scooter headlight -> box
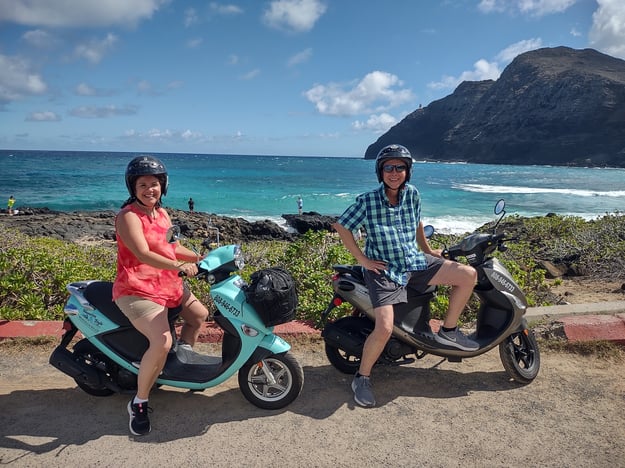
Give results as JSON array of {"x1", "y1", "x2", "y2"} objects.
[{"x1": 234, "y1": 245, "x2": 245, "y2": 269}]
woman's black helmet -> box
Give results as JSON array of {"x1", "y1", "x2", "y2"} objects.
[
  {"x1": 125, "y1": 155, "x2": 169, "y2": 197},
  {"x1": 375, "y1": 144, "x2": 414, "y2": 183}
]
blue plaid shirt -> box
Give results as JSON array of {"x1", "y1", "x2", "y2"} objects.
[{"x1": 337, "y1": 183, "x2": 427, "y2": 286}]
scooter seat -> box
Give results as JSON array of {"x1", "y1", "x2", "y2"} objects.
[
  {"x1": 83, "y1": 281, "x2": 182, "y2": 328},
  {"x1": 84, "y1": 281, "x2": 132, "y2": 327},
  {"x1": 333, "y1": 265, "x2": 365, "y2": 282}
]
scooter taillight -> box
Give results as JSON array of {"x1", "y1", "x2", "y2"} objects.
[
  {"x1": 332, "y1": 297, "x2": 343, "y2": 307},
  {"x1": 332, "y1": 273, "x2": 340, "y2": 281}
]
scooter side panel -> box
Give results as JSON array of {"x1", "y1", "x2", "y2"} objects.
[{"x1": 65, "y1": 296, "x2": 119, "y2": 338}]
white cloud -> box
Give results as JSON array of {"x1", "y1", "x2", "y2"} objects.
[
  {"x1": 495, "y1": 38, "x2": 543, "y2": 62},
  {"x1": 187, "y1": 38, "x2": 203, "y2": 48},
  {"x1": 74, "y1": 33, "x2": 118, "y2": 64},
  {"x1": 287, "y1": 48, "x2": 312, "y2": 67},
  {"x1": 21, "y1": 29, "x2": 61, "y2": 48},
  {"x1": 352, "y1": 113, "x2": 398, "y2": 133},
  {"x1": 478, "y1": 0, "x2": 576, "y2": 16},
  {"x1": 75, "y1": 82, "x2": 117, "y2": 97},
  {"x1": 26, "y1": 111, "x2": 61, "y2": 121},
  {"x1": 428, "y1": 39, "x2": 543, "y2": 91},
  {"x1": 69, "y1": 105, "x2": 138, "y2": 118},
  {"x1": 0, "y1": 54, "x2": 47, "y2": 103},
  {"x1": 0, "y1": 0, "x2": 168, "y2": 27},
  {"x1": 589, "y1": 0, "x2": 625, "y2": 59},
  {"x1": 76, "y1": 83, "x2": 96, "y2": 96},
  {"x1": 210, "y1": 3, "x2": 244, "y2": 16},
  {"x1": 304, "y1": 71, "x2": 415, "y2": 117},
  {"x1": 240, "y1": 69, "x2": 260, "y2": 80},
  {"x1": 262, "y1": 0, "x2": 327, "y2": 33},
  {"x1": 184, "y1": 8, "x2": 199, "y2": 27}
]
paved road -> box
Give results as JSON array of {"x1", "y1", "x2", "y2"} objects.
[{"x1": 1, "y1": 340, "x2": 624, "y2": 467}]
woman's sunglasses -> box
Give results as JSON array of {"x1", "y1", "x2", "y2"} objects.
[{"x1": 382, "y1": 164, "x2": 407, "y2": 173}]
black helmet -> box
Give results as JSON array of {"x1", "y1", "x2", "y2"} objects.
[
  {"x1": 375, "y1": 144, "x2": 414, "y2": 183},
  {"x1": 125, "y1": 155, "x2": 168, "y2": 197}
]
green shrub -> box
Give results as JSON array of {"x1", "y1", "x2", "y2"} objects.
[{"x1": 2, "y1": 212, "x2": 624, "y2": 326}]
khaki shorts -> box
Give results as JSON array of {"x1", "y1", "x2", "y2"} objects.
[{"x1": 115, "y1": 296, "x2": 167, "y2": 321}]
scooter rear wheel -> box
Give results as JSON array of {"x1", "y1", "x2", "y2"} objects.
[
  {"x1": 325, "y1": 344, "x2": 361, "y2": 375},
  {"x1": 72, "y1": 340, "x2": 116, "y2": 397},
  {"x1": 238, "y1": 352, "x2": 304, "y2": 410},
  {"x1": 499, "y1": 329, "x2": 540, "y2": 384}
]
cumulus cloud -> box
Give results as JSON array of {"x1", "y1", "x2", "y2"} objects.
[
  {"x1": 21, "y1": 29, "x2": 61, "y2": 48},
  {"x1": 209, "y1": 3, "x2": 244, "y2": 16},
  {"x1": 123, "y1": 127, "x2": 207, "y2": 143},
  {"x1": 0, "y1": 54, "x2": 47, "y2": 103},
  {"x1": 428, "y1": 38, "x2": 543, "y2": 91},
  {"x1": 26, "y1": 111, "x2": 61, "y2": 121},
  {"x1": 240, "y1": 69, "x2": 260, "y2": 80},
  {"x1": 184, "y1": 8, "x2": 199, "y2": 27},
  {"x1": 478, "y1": 0, "x2": 576, "y2": 16},
  {"x1": 75, "y1": 82, "x2": 117, "y2": 97},
  {"x1": 304, "y1": 71, "x2": 415, "y2": 117},
  {"x1": 69, "y1": 104, "x2": 138, "y2": 118},
  {"x1": 74, "y1": 33, "x2": 118, "y2": 64},
  {"x1": 589, "y1": 0, "x2": 625, "y2": 59},
  {"x1": 262, "y1": 0, "x2": 326, "y2": 33},
  {"x1": 352, "y1": 113, "x2": 398, "y2": 133},
  {"x1": 287, "y1": 48, "x2": 312, "y2": 67},
  {"x1": 0, "y1": 0, "x2": 168, "y2": 27}
]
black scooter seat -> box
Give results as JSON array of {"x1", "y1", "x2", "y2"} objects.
[
  {"x1": 333, "y1": 265, "x2": 437, "y2": 295},
  {"x1": 83, "y1": 281, "x2": 182, "y2": 328}
]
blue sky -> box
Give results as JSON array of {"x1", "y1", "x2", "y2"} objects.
[{"x1": 1, "y1": 0, "x2": 623, "y2": 157}]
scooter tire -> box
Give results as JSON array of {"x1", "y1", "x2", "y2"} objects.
[
  {"x1": 238, "y1": 352, "x2": 304, "y2": 410},
  {"x1": 499, "y1": 329, "x2": 541, "y2": 384},
  {"x1": 324, "y1": 344, "x2": 361, "y2": 375}
]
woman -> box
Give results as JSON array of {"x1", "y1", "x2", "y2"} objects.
[{"x1": 112, "y1": 155, "x2": 209, "y2": 436}]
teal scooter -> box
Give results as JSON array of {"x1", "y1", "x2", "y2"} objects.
[{"x1": 50, "y1": 227, "x2": 304, "y2": 410}]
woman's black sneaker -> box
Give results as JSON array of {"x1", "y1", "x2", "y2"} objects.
[{"x1": 127, "y1": 400, "x2": 151, "y2": 436}]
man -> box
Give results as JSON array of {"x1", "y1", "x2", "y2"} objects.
[{"x1": 332, "y1": 144, "x2": 478, "y2": 407}]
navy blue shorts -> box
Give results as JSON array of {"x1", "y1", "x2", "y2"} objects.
[{"x1": 363, "y1": 254, "x2": 444, "y2": 308}]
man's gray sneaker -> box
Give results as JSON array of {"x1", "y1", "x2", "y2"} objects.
[
  {"x1": 435, "y1": 327, "x2": 479, "y2": 351},
  {"x1": 351, "y1": 374, "x2": 376, "y2": 407}
]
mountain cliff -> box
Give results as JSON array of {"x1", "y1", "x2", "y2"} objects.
[{"x1": 364, "y1": 47, "x2": 625, "y2": 167}]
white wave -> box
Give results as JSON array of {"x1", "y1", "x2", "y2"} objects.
[{"x1": 455, "y1": 183, "x2": 625, "y2": 197}]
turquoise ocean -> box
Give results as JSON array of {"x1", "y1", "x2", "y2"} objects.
[{"x1": 1, "y1": 149, "x2": 624, "y2": 234}]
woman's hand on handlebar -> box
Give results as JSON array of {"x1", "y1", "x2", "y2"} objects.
[{"x1": 177, "y1": 262, "x2": 198, "y2": 277}]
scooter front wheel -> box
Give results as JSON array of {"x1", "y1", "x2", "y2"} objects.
[
  {"x1": 238, "y1": 352, "x2": 304, "y2": 410},
  {"x1": 499, "y1": 329, "x2": 541, "y2": 384}
]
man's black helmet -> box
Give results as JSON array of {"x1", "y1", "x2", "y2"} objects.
[
  {"x1": 125, "y1": 155, "x2": 168, "y2": 197},
  {"x1": 375, "y1": 144, "x2": 414, "y2": 183}
]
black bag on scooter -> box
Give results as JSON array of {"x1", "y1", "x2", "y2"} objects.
[{"x1": 244, "y1": 267, "x2": 298, "y2": 327}]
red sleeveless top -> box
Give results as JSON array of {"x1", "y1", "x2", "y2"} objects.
[{"x1": 112, "y1": 204, "x2": 182, "y2": 308}]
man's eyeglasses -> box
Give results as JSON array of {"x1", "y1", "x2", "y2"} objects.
[{"x1": 382, "y1": 164, "x2": 407, "y2": 173}]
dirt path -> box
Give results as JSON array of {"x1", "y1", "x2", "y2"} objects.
[{"x1": 1, "y1": 338, "x2": 623, "y2": 467}]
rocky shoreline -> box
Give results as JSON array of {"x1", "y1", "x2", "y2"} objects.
[{"x1": 0, "y1": 207, "x2": 339, "y2": 244}]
